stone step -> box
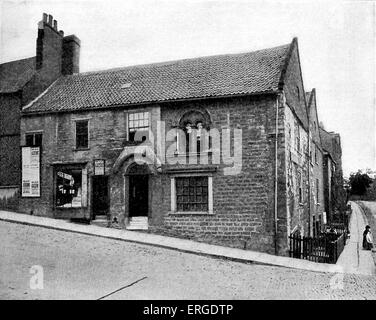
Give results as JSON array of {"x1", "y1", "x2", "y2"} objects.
[
  {"x1": 127, "y1": 216, "x2": 148, "y2": 230},
  {"x1": 93, "y1": 216, "x2": 108, "y2": 221},
  {"x1": 91, "y1": 215, "x2": 109, "y2": 227},
  {"x1": 91, "y1": 220, "x2": 109, "y2": 228}
]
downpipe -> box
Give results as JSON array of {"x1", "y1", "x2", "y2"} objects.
[{"x1": 274, "y1": 96, "x2": 279, "y2": 255}]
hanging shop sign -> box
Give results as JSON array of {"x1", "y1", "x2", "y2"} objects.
[
  {"x1": 21, "y1": 146, "x2": 41, "y2": 197},
  {"x1": 94, "y1": 159, "x2": 105, "y2": 176}
]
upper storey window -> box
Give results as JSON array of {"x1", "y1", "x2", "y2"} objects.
[
  {"x1": 128, "y1": 112, "x2": 149, "y2": 142},
  {"x1": 75, "y1": 120, "x2": 89, "y2": 149},
  {"x1": 294, "y1": 121, "x2": 300, "y2": 153},
  {"x1": 26, "y1": 132, "x2": 42, "y2": 147},
  {"x1": 178, "y1": 110, "x2": 211, "y2": 155}
]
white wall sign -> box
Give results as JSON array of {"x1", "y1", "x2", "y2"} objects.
[
  {"x1": 94, "y1": 159, "x2": 105, "y2": 175},
  {"x1": 22, "y1": 147, "x2": 40, "y2": 197},
  {"x1": 322, "y1": 212, "x2": 327, "y2": 225}
]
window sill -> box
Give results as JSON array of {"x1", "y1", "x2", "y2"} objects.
[
  {"x1": 167, "y1": 151, "x2": 213, "y2": 157},
  {"x1": 122, "y1": 141, "x2": 152, "y2": 147},
  {"x1": 169, "y1": 211, "x2": 214, "y2": 215},
  {"x1": 55, "y1": 206, "x2": 87, "y2": 210}
]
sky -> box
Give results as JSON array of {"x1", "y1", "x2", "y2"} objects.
[{"x1": 0, "y1": 0, "x2": 375, "y2": 177}]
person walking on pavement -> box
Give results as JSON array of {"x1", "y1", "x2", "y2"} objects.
[{"x1": 362, "y1": 225, "x2": 373, "y2": 250}]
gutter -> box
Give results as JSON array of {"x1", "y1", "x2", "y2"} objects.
[{"x1": 21, "y1": 90, "x2": 279, "y2": 117}]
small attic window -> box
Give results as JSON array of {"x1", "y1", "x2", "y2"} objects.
[{"x1": 121, "y1": 82, "x2": 132, "y2": 89}]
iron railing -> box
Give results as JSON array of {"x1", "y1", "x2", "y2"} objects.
[{"x1": 289, "y1": 231, "x2": 346, "y2": 264}]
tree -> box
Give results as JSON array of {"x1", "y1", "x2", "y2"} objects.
[{"x1": 349, "y1": 171, "x2": 374, "y2": 197}]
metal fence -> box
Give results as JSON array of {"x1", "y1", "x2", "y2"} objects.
[
  {"x1": 289, "y1": 231, "x2": 347, "y2": 264},
  {"x1": 328, "y1": 222, "x2": 348, "y2": 235}
]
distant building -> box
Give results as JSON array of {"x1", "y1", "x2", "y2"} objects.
[
  {"x1": 320, "y1": 126, "x2": 344, "y2": 220},
  {"x1": 0, "y1": 13, "x2": 80, "y2": 210},
  {"x1": 306, "y1": 89, "x2": 326, "y2": 237}
]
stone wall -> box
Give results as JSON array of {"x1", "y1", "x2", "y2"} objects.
[
  {"x1": 0, "y1": 94, "x2": 21, "y2": 188},
  {"x1": 284, "y1": 101, "x2": 309, "y2": 236},
  {"x1": 156, "y1": 94, "x2": 286, "y2": 254}
]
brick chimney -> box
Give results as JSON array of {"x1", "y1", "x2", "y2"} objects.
[
  {"x1": 36, "y1": 13, "x2": 80, "y2": 79},
  {"x1": 62, "y1": 35, "x2": 81, "y2": 75}
]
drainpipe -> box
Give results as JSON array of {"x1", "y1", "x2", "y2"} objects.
[
  {"x1": 274, "y1": 95, "x2": 280, "y2": 255},
  {"x1": 307, "y1": 114, "x2": 311, "y2": 236}
]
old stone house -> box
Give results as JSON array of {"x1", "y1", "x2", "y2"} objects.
[
  {"x1": 2, "y1": 14, "x2": 344, "y2": 256},
  {"x1": 306, "y1": 89, "x2": 326, "y2": 236},
  {"x1": 0, "y1": 13, "x2": 80, "y2": 210},
  {"x1": 320, "y1": 126, "x2": 344, "y2": 221}
]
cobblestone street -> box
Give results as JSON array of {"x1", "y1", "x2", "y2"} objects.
[{"x1": 1, "y1": 220, "x2": 375, "y2": 300}]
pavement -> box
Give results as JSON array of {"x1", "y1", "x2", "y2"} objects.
[
  {"x1": 0, "y1": 210, "x2": 345, "y2": 274},
  {"x1": 336, "y1": 201, "x2": 376, "y2": 276}
]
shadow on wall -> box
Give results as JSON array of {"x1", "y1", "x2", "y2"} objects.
[{"x1": 0, "y1": 187, "x2": 19, "y2": 211}]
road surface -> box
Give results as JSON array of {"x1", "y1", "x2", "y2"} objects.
[
  {"x1": 336, "y1": 201, "x2": 376, "y2": 275},
  {"x1": 0, "y1": 220, "x2": 375, "y2": 300}
]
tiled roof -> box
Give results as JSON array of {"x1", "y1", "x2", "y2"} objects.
[
  {"x1": 319, "y1": 127, "x2": 335, "y2": 158},
  {"x1": 306, "y1": 89, "x2": 321, "y2": 146},
  {"x1": 23, "y1": 44, "x2": 291, "y2": 114},
  {"x1": 0, "y1": 57, "x2": 36, "y2": 93}
]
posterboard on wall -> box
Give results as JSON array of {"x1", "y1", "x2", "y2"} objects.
[{"x1": 21, "y1": 146, "x2": 40, "y2": 197}]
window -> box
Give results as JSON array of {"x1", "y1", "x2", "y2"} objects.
[
  {"x1": 295, "y1": 121, "x2": 300, "y2": 153},
  {"x1": 176, "y1": 177, "x2": 208, "y2": 212},
  {"x1": 75, "y1": 120, "x2": 89, "y2": 149},
  {"x1": 313, "y1": 216, "x2": 316, "y2": 237},
  {"x1": 297, "y1": 171, "x2": 303, "y2": 203},
  {"x1": 26, "y1": 133, "x2": 42, "y2": 147},
  {"x1": 55, "y1": 167, "x2": 86, "y2": 208},
  {"x1": 128, "y1": 112, "x2": 149, "y2": 142},
  {"x1": 182, "y1": 122, "x2": 207, "y2": 154},
  {"x1": 314, "y1": 146, "x2": 318, "y2": 164},
  {"x1": 178, "y1": 110, "x2": 211, "y2": 156},
  {"x1": 316, "y1": 179, "x2": 319, "y2": 203},
  {"x1": 316, "y1": 215, "x2": 321, "y2": 235}
]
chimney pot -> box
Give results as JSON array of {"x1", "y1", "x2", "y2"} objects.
[
  {"x1": 48, "y1": 14, "x2": 53, "y2": 25},
  {"x1": 53, "y1": 20, "x2": 58, "y2": 30},
  {"x1": 43, "y1": 13, "x2": 48, "y2": 23},
  {"x1": 59, "y1": 30, "x2": 64, "y2": 37}
]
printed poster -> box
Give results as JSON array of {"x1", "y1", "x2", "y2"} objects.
[{"x1": 21, "y1": 147, "x2": 40, "y2": 197}]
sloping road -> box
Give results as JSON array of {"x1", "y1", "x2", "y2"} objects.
[
  {"x1": 336, "y1": 201, "x2": 376, "y2": 275},
  {"x1": 1, "y1": 220, "x2": 376, "y2": 300}
]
